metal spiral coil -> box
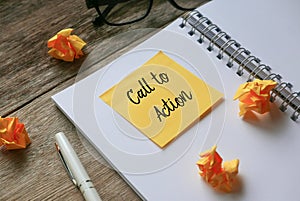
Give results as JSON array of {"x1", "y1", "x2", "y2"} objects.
[
  {"x1": 198, "y1": 23, "x2": 218, "y2": 44},
  {"x1": 291, "y1": 105, "x2": 300, "y2": 121},
  {"x1": 248, "y1": 64, "x2": 271, "y2": 82},
  {"x1": 279, "y1": 92, "x2": 300, "y2": 112},
  {"x1": 208, "y1": 31, "x2": 227, "y2": 52},
  {"x1": 217, "y1": 39, "x2": 237, "y2": 59},
  {"x1": 270, "y1": 82, "x2": 293, "y2": 102},
  {"x1": 264, "y1": 73, "x2": 282, "y2": 81},
  {"x1": 180, "y1": 10, "x2": 201, "y2": 28},
  {"x1": 236, "y1": 55, "x2": 256, "y2": 76},
  {"x1": 227, "y1": 47, "x2": 248, "y2": 68}
]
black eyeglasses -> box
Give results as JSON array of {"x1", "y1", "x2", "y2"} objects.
[{"x1": 85, "y1": 0, "x2": 205, "y2": 26}]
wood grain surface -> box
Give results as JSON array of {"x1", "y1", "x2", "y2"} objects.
[{"x1": 0, "y1": 0, "x2": 204, "y2": 200}]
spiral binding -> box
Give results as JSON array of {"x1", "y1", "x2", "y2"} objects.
[
  {"x1": 248, "y1": 64, "x2": 271, "y2": 82},
  {"x1": 180, "y1": 10, "x2": 300, "y2": 121}
]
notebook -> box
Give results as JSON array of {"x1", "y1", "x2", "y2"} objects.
[{"x1": 52, "y1": 0, "x2": 300, "y2": 200}]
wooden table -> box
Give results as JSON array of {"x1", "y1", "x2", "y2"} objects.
[{"x1": 0, "y1": 0, "x2": 206, "y2": 200}]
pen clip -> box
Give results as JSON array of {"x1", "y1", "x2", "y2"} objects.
[{"x1": 55, "y1": 143, "x2": 78, "y2": 187}]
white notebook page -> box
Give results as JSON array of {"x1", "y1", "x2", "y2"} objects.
[{"x1": 52, "y1": 0, "x2": 300, "y2": 200}]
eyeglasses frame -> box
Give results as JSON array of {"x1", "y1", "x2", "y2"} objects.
[{"x1": 90, "y1": 0, "x2": 196, "y2": 26}]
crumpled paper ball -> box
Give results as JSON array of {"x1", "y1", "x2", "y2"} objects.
[
  {"x1": 47, "y1": 28, "x2": 86, "y2": 62},
  {"x1": 0, "y1": 117, "x2": 31, "y2": 150},
  {"x1": 233, "y1": 79, "x2": 277, "y2": 116},
  {"x1": 197, "y1": 145, "x2": 239, "y2": 192}
]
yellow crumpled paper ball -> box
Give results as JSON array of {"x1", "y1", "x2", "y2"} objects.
[
  {"x1": 197, "y1": 145, "x2": 239, "y2": 192},
  {"x1": 47, "y1": 28, "x2": 86, "y2": 62},
  {"x1": 233, "y1": 79, "x2": 277, "y2": 116},
  {"x1": 0, "y1": 117, "x2": 31, "y2": 150}
]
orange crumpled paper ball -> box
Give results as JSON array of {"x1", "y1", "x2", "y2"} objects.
[
  {"x1": 0, "y1": 117, "x2": 31, "y2": 150},
  {"x1": 47, "y1": 28, "x2": 86, "y2": 62},
  {"x1": 233, "y1": 79, "x2": 277, "y2": 116},
  {"x1": 197, "y1": 145, "x2": 239, "y2": 192}
]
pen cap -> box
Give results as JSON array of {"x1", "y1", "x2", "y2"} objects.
[{"x1": 80, "y1": 180, "x2": 102, "y2": 201}]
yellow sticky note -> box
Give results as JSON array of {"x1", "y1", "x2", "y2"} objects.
[{"x1": 100, "y1": 51, "x2": 223, "y2": 148}]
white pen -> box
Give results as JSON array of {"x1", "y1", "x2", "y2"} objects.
[{"x1": 55, "y1": 132, "x2": 102, "y2": 201}]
